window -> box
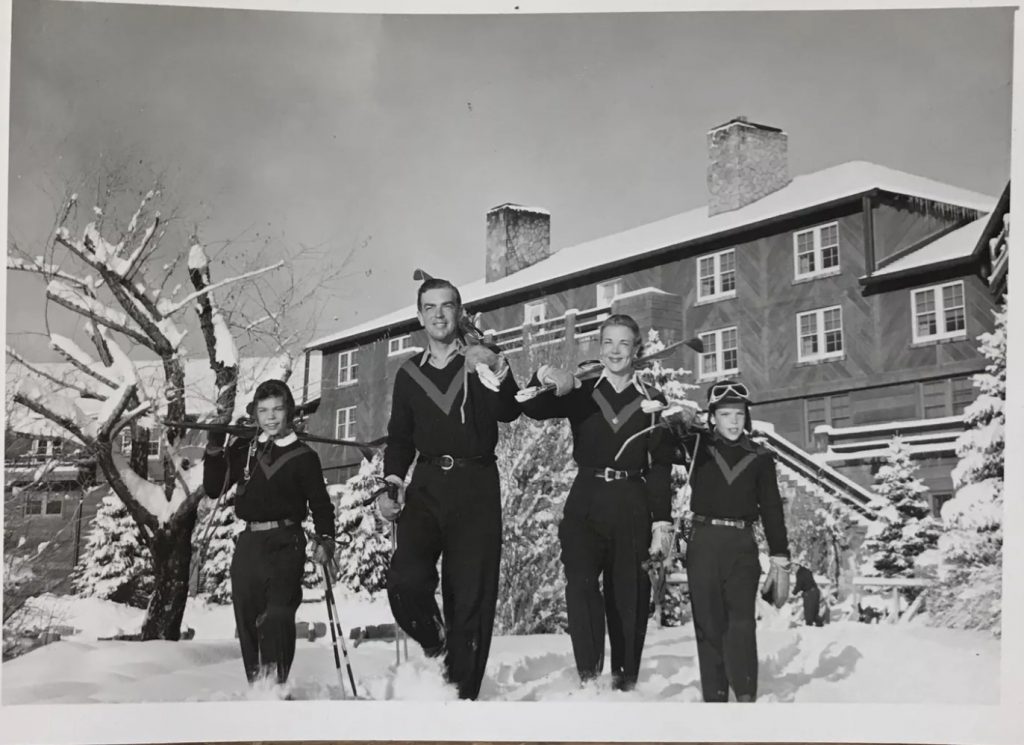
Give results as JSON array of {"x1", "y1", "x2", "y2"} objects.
[
  {"x1": 698, "y1": 326, "x2": 739, "y2": 379},
  {"x1": 388, "y1": 335, "x2": 411, "y2": 356},
  {"x1": 337, "y1": 349, "x2": 358, "y2": 386},
  {"x1": 793, "y1": 222, "x2": 841, "y2": 279},
  {"x1": 597, "y1": 278, "x2": 623, "y2": 307},
  {"x1": 912, "y1": 281, "x2": 967, "y2": 343},
  {"x1": 24, "y1": 494, "x2": 61, "y2": 517},
  {"x1": 697, "y1": 249, "x2": 737, "y2": 302},
  {"x1": 30, "y1": 438, "x2": 63, "y2": 458},
  {"x1": 524, "y1": 301, "x2": 546, "y2": 325},
  {"x1": 335, "y1": 406, "x2": 356, "y2": 441},
  {"x1": 797, "y1": 306, "x2": 844, "y2": 362},
  {"x1": 922, "y1": 380, "x2": 948, "y2": 419},
  {"x1": 952, "y1": 377, "x2": 976, "y2": 415},
  {"x1": 806, "y1": 397, "x2": 828, "y2": 446},
  {"x1": 118, "y1": 429, "x2": 159, "y2": 456}
]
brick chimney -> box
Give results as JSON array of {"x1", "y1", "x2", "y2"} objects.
[
  {"x1": 486, "y1": 204, "x2": 551, "y2": 283},
  {"x1": 706, "y1": 116, "x2": 791, "y2": 216}
]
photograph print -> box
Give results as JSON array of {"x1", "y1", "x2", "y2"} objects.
[{"x1": 1, "y1": 0, "x2": 1018, "y2": 742}]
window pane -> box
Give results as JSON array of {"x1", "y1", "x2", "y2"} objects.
[
  {"x1": 702, "y1": 353, "x2": 718, "y2": 374},
  {"x1": 723, "y1": 348, "x2": 738, "y2": 371},
  {"x1": 719, "y1": 251, "x2": 735, "y2": 273},
  {"x1": 721, "y1": 328, "x2": 738, "y2": 350},
  {"x1": 698, "y1": 256, "x2": 714, "y2": 279},
  {"x1": 943, "y1": 283, "x2": 964, "y2": 308},
  {"x1": 45, "y1": 499, "x2": 63, "y2": 516},
  {"x1": 952, "y1": 377, "x2": 976, "y2": 414},
  {"x1": 820, "y1": 224, "x2": 839, "y2": 245},
  {"x1": 701, "y1": 333, "x2": 717, "y2": 353},
  {"x1": 801, "y1": 335, "x2": 818, "y2": 357},
  {"x1": 720, "y1": 269, "x2": 736, "y2": 293},
  {"x1": 945, "y1": 307, "x2": 966, "y2": 333},
  {"x1": 823, "y1": 308, "x2": 841, "y2": 331},
  {"x1": 799, "y1": 314, "x2": 817, "y2": 335},
  {"x1": 25, "y1": 499, "x2": 42, "y2": 515},
  {"x1": 915, "y1": 290, "x2": 935, "y2": 315},
  {"x1": 917, "y1": 312, "x2": 937, "y2": 337},
  {"x1": 796, "y1": 231, "x2": 814, "y2": 252},
  {"x1": 825, "y1": 330, "x2": 843, "y2": 353},
  {"x1": 799, "y1": 253, "x2": 815, "y2": 274},
  {"x1": 699, "y1": 276, "x2": 716, "y2": 297},
  {"x1": 821, "y1": 245, "x2": 839, "y2": 269}
]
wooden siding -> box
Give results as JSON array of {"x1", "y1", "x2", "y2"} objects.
[{"x1": 872, "y1": 196, "x2": 969, "y2": 265}]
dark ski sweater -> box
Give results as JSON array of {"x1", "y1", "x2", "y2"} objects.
[
  {"x1": 519, "y1": 373, "x2": 674, "y2": 523},
  {"x1": 383, "y1": 351, "x2": 521, "y2": 480},
  {"x1": 203, "y1": 435, "x2": 336, "y2": 540},
  {"x1": 680, "y1": 431, "x2": 789, "y2": 558}
]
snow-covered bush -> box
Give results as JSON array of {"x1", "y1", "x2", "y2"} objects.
[
  {"x1": 192, "y1": 495, "x2": 241, "y2": 604},
  {"x1": 860, "y1": 436, "x2": 939, "y2": 599},
  {"x1": 72, "y1": 494, "x2": 154, "y2": 608},
  {"x1": 332, "y1": 454, "x2": 392, "y2": 597},
  {"x1": 929, "y1": 302, "x2": 1005, "y2": 634}
]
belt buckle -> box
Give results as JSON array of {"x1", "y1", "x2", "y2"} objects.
[
  {"x1": 601, "y1": 467, "x2": 614, "y2": 482},
  {"x1": 440, "y1": 454, "x2": 455, "y2": 471}
]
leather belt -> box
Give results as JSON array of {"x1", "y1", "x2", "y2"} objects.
[
  {"x1": 690, "y1": 513, "x2": 753, "y2": 530},
  {"x1": 417, "y1": 453, "x2": 497, "y2": 471},
  {"x1": 580, "y1": 466, "x2": 646, "y2": 483},
  {"x1": 245, "y1": 518, "x2": 297, "y2": 532}
]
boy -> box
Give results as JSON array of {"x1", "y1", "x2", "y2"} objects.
[{"x1": 203, "y1": 379, "x2": 337, "y2": 687}]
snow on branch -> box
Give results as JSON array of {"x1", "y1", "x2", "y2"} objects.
[
  {"x1": 163, "y1": 260, "x2": 285, "y2": 316},
  {"x1": 6, "y1": 346, "x2": 106, "y2": 401},
  {"x1": 50, "y1": 334, "x2": 119, "y2": 392},
  {"x1": 117, "y1": 216, "x2": 160, "y2": 279},
  {"x1": 46, "y1": 280, "x2": 149, "y2": 346},
  {"x1": 13, "y1": 381, "x2": 93, "y2": 447},
  {"x1": 7, "y1": 255, "x2": 88, "y2": 287}
]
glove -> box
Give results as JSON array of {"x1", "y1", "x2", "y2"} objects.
[
  {"x1": 376, "y1": 475, "x2": 405, "y2": 522},
  {"x1": 648, "y1": 521, "x2": 674, "y2": 562},
  {"x1": 537, "y1": 365, "x2": 576, "y2": 397},
  {"x1": 475, "y1": 362, "x2": 502, "y2": 392},
  {"x1": 312, "y1": 536, "x2": 340, "y2": 582},
  {"x1": 760, "y1": 556, "x2": 791, "y2": 609},
  {"x1": 641, "y1": 399, "x2": 666, "y2": 414}
]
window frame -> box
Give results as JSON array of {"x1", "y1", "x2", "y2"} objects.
[
  {"x1": 792, "y1": 221, "x2": 841, "y2": 280},
  {"x1": 387, "y1": 335, "x2": 412, "y2": 357},
  {"x1": 697, "y1": 326, "x2": 740, "y2": 380},
  {"x1": 796, "y1": 305, "x2": 845, "y2": 363},
  {"x1": 335, "y1": 405, "x2": 357, "y2": 441},
  {"x1": 337, "y1": 349, "x2": 359, "y2": 387},
  {"x1": 596, "y1": 278, "x2": 624, "y2": 307},
  {"x1": 911, "y1": 281, "x2": 967, "y2": 344},
  {"x1": 696, "y1": 248, "x2": 737, "y2": 303}
]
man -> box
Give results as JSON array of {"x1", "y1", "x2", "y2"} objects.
[
  {"x1": 673, "y1": 379, "x2": 790, "y2": 702},
  {"x1": 518, "y1": 314, "x2": 676, "y2": 692},
  {"x1": 375, "y1": 278, "x2": 520, "y2": 700},
  {"x1": 203, "y1": 379, "x2": 337, "y2": 689}
]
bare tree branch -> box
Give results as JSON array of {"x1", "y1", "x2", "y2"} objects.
[
  {"x1": 13, "y1": 393, "x2": 93, "y2": 448},
  {"x1": 5, "y1": 346, "x2": 106, "y2": 400},
  {"x1": 164, "y1": 261, "x2": 284, "y2": 316},
  {"x1": 46, "y1": 282, "x2": 150, "y2": 346},
  {"x1": 49, "y1": 334, "x2": 118, "y2": 390}
]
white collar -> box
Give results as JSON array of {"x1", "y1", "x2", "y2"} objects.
[
  {"x1": 596, "y1": 367, "x2": 646, "y2": 395},
  {"x1": 420, "y1": 338, "x2": 465, "y2": 368},
  {"x1": 256, "y1": 431, "x2": 298, "y2": 446}
]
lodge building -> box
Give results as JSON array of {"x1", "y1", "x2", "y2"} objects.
[{"x1": 304, "y1": 116, "x2": 1009, "y2": 519}]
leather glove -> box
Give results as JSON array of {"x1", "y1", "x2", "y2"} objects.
[
  {"x1": 537, "y1": 365, "x2": 576, "y2": 397},
  {"x1": 465, "y1": 343, "x2": 500, "y2": 372},
  {"x1": 648, "y1": 521, "x2": 674, "y2": 562},
  {"x1": 376, "y1": 475, "x2": 405, "y2": 522},
  {"x1": 312, "y1": 536, "x2": 340, "y2": 581},
  {"x1": 760, "y1": 556, "x2": 791, "y2": 609}
]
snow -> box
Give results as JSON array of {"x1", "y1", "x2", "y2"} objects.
[
  {"x1": 187, "y1": 242, "x2": 208, "y2": 270},
  {"x1": 212, "y1": 313, "x2": 239, "y2": 367},
  {"x1": 871, "y1": 215, "x2": 988, "y2": 276},
  {"x1": 46, "y1": 280, "x2": 141, "y2": 335},
  {"x1": 118, "y1": 468, "x2": 190, "y2": 527},
  {"x1": 307, "y1": 160, "x2": 997, "y2": 350},
  {"x1": 1, "y1": 594, "x2": 1001, "y2": 705}
]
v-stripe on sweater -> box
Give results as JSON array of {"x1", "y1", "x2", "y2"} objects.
[{"x1": 383, "y1": 351, "x2": 521, "y2": 480}]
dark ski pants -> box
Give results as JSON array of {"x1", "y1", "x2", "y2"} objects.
[
  {"x1": 559, "y1": 477, "x2": 652, "y2": 691},
  {"x1": 387, "y1": 462, "x2": 502, "y2": 700},
  {"x1": 685, "y1": 524, "x2": 761, "y2": 702},
  {"x1": 230, "y1": 524, "x2": 306, "y2": 684},
  {"x1": 803, "y1": 588, "x2": 823, "y2": 626}
]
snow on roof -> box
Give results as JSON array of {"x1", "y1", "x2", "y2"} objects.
[
  {"x1": 307, "y1": 160, "x2": 997, "y2": 351},
  {"x1": 871, "y1": 216, "x2": 990, "y2": 277}
]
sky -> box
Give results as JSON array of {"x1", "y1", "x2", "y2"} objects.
[{"x1": 5, "y1": 1, "x2": 1013, "y2": 362}]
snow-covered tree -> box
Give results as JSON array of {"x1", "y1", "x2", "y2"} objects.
[
  {"x1": 6, "y1": 166, "x2": 347, "y2": 640},
  {"x1": 860, "y1": 436, "x2": 939, "y2": 596},
  {"x1": 333, "y1": 455, "x2": 392, "y2": 597},
  {"x1": 930, "y1": 301, "x2": 1005, "y2": 633},
  {"x1": 193, "y1": 496, "x2": 241, "y2": 604},
  {"x1": 72, "y1": 494, "x2": 154, "y2": 608}
]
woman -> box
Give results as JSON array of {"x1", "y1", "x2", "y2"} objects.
[{"x1": 518, "y1": 314, "x2": 675, "y2": 691}]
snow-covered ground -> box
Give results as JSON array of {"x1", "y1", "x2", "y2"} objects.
[{"x1": 2, "y1": 592, "x2": 999, "y2": 704}]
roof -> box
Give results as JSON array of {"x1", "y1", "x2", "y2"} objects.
[
  {"x1": 307, "y1": 160, "x2": 997, "y2": 351},
  {"x1": 871, "y1": 216, "x2": 990, "y2": 277},
  {"x1": 6, "y1": 355, "x2": 320, "y2": 436}
]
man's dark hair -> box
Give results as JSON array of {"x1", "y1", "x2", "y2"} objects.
[
  {"x1": 417, "y1": 278, "x2": 462, "y2": 311},
  {"x1": 248, "y1": 379, "x2": 296, "y2": 422}
]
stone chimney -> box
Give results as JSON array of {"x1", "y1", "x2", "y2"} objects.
[
  {"x1": 486, "y1": 204, "x2": 551, "y2": 283},
  {"x1": 706, "y1": 116, "x2": 791, "y2": 216}
]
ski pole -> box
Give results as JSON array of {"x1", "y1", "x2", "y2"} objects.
[
  {"x1": 322, "y1": 565, "x2": 359, "y2": 698},
  {"x1": 652, "y1": 432, "x2": 702, "y2": 623},
  {"x1": 389, "y1": 521, "x2": 410, "y2": 664},
  {"x1": 321, "y1": 567, "x2": 348, "y2": 698}
]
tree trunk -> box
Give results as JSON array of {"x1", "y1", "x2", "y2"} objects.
[{"x1": 140, "y1": 513, "x2": 197, "y2": 640}]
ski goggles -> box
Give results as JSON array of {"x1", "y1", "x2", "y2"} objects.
[{"x1": 707, "y1": 381, "x2": 751, "y2": 405}]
